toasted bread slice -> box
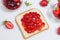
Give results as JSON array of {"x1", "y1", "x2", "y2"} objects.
[{"x1": 15, "y1": 8, "x2": 49, "y2": 39}]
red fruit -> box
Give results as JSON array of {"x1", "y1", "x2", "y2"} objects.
[
  {"x1": 57, "y1": 13, "x2": 60, "y2": 19},
  {"x1": 27, "y1": 22, "x2": 34, "y2": 26},
  {"x1": 40, "y1": 0, "x2": 48, "y2": 7},
  {"x1": 22, "y1": 21, "x2": 27, "y2": 30},
  {"x1": 30, "y1": 12, "x2": 37, "y2": 16},
  {"x1": 36, "y1": 24, "x2": 41, "y2": 31},
  {"x1": 57, "y1": 2, "x2": 60, "y2": 9},
  {"x1": 3, "y1": 0, "x2": 22, "y2": 10},
  {"x1": 21, "y1": 12, "x2": 45, "y2": 33},
  {"x1": 40, "y1": 22, "x2": 45, "y2": 27},
  {"x1": 26, "y1": 26, "x2": 36, "y2": 33},
  {"x1": 36, "y1": 14, "x2": 40, "y2": 18},
  {"x1": 53, "y1": 9, "x2": 60, "y2": 19},
  {"x1": 57, "y1": 27, "x2": 60, "y2": 35},
  {"x1": 42, "y1": 0, "x2": 47, "y2": 1},
  {"x1": 27, "y1": 17, "x2": 32, "y2": 22},
  {"x1": 53, "y1": 10, "x2": 60, "y2": 17},
  {"x1": 4, "y1": 21, "x2": 14, "y2": 29},
  {"x1": 37, "y1": 22, "x2": 45, "y2": 31},
  {"x1": 23, "y1": 14, "x2": 29, "y2": 19},
  {"x1": 14, "y1": 0, "x2": 20, "y2": 2},
  {"x1": 32, "y1": 17, "x2": 36, "y2": 22},
  {"x1": 36, "y1": 18, "x2": 42, "y2": 24}
]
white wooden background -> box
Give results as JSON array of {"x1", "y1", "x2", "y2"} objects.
[{"x1": 0, "y1": 0, "x2": 60, "y2": 40}]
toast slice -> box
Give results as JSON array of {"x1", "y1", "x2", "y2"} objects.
[{"x1": 15, "y1": 8, "x2": 49, "y2": 39}]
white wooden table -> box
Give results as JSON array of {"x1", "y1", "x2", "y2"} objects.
[{"x1": 0, "y1": 0, "x2": 60, "y2": 40}]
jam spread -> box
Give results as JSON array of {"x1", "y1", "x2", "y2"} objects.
[{"x1": 21, "y1": 12, "x2": 45, "y2": 33}]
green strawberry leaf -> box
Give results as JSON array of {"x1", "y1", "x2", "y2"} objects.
[
  {"x1": 25, "y1": 1, "x2": 32, "y2": 6},
  {"x1": 2, "y1": 20, "x2": 7, "y2": 25},
  {"x1": 47, "y1": 0, "x2": 50, "y2": 3},
  {"x1": 55, "y1": 7, "x2": 59, "y2": 10}
]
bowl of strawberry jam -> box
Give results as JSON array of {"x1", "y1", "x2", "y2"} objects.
[{"x1": 3, "y1": 0, "x2": 22, "y2": 10}]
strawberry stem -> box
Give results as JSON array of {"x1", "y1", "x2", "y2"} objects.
[
  {"x1": 55, "y1": 7, "x2": 59, "y2": 10},
  {"x1": 58, "y1": 0, "x2": 60, "y2": 2},
  {"x1": 47, "y1": 0, "x2": 50, "y2": 3},
  {"x1": 2, "y1": 20, "x2": 7, "y2": 25}
]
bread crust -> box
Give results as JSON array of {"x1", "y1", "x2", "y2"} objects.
[{"x1": 15, "y1": 8, "x2": 49, "y2": 39}]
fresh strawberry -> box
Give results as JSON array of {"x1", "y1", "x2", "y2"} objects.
[
  {"x1": 53, "y1": 10, "x2": 60, "y2": 17},
  {"x1": 42, "y1": 0, "x2": 47, "y2": 1},
  {"x1": 58, "y1": 0, "x2": 60, "y2": 2},
  {"x1": 3, "y1": 21, "x2": 14, "y2": 29},
  {"x1": 40, "y1": 0, "x2": 48, "y2": 7},
  {"x1": 57, "y1": 27, "x2": 60, "y2": 35},
  {"x1": 14, "y1": 0, "x2": 20, "y2": 2},
  {"x1": 57, "y1": 13, "x2": 60, "y2": 19},
  {"x1": 53, "y1": 8, "x2": 60, "y2": 19},
  {"x1": 57, "y1": 2, "x2": 60, "y2": 9}
]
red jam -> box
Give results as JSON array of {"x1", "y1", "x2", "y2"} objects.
[
  {"x1": 3, "y1": 0, "x2": 22, "y2": 10},
  {"x1": 21, "y1": 12, "x2": 45, "y2": 33}
]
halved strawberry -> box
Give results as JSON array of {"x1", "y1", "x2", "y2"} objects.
[
  {"x1": 3, "y1": 21, "x2": 14, "y2": 29},
  {"x1": 57, "y1": 2, "x2": 60, "y2": 9},
  {"x1": 57, "y1": 27, "x2": 60, "y2": 35}
]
